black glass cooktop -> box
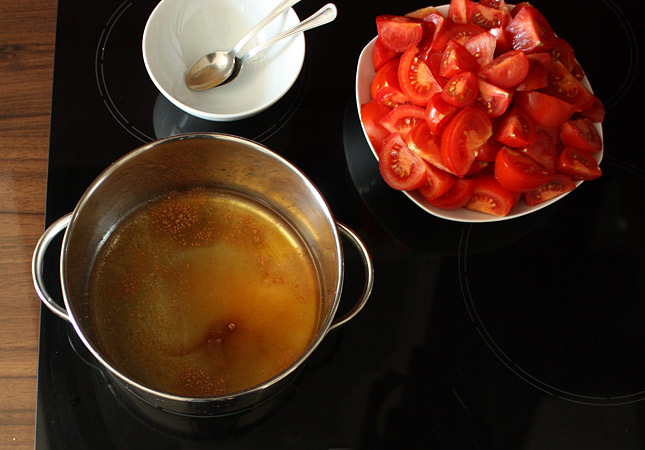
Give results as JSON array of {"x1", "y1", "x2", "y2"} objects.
[{"x1": 37, "y1": 0, "x2": 645, "y2": 448}]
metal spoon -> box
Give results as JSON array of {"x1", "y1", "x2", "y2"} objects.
[{"x1": 186, "y1": 3, "x2": 337, "y2": 91}]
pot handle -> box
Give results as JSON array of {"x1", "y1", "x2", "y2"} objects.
[
  {"x1": 328, "y1": 222, "x2": 374, "y2": 332},
  {"x1": 32, "y1": 213, "x2": 73, "y2": 322}
]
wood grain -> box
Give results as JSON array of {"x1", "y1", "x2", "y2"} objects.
[{"x1": 0, "y1": 0, "x2": 57, "y2": 448}]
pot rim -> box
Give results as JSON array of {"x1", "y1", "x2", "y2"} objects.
[{"x1": 59, "y1": 132, "x2": 345, "y2": 403}]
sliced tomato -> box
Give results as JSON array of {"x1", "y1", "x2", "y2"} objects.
[
  {"x1": 439, "y1": 39, "x2": 478, "y2": 78},
  {"x1": 418, "y1": 162, "x2": 457, "y2": 201},
  {"x1": 463, "y1": 31, "x2": 497, "y2": 68},
  {"x1": 493, "y1": 107, "x2": 537, "y2": 148},
  {"x1": 424, "y1": 50, "x2": 449, "y2": 87},
  {"x1": 536, "y1": 125, "x2": 561, "y2": 147},
  {"x1": 372, "y1": 37, "x2": 400, "y2": 71},
  {"x1": 541, "y1": 60, "x2": 595, "y2": 110},
  {"x1": 479, "y1": 50, "x2": 529, "y2": 88},
  {"x1": 560, "y1": 117, "x2": 602, "y2": 153},
  {"x1": 448, "y1": 0, "x2": 469, "y2": 24},
  {"x1": 370, "y1": 59, "x2": 400, "y2": 100},
  {"x1": 475, "y1": 78, "x2": 513, "y2": 118},
  {"x1": 379, "y1": 104, "x2": 426, "y2": 140},
  {"x1": 374, "y1": 83, "x2": 409, "y2": 110},
  {"x1": 579, "y1": 96, "x2": 606, "y2": 123},
  {"x1": 466, "y1": 1, "x2": 510, "y2": 29},
  {"x1": 427, "y1": 178, "x2": 474, "y2": 209},
  {"x1": 466, "y1": 160, "x2": 494, "y2": 176},
  {"x1": 441, "y1": 106, "x2": 493, "y2": 177},
  {"x1": 480, "y1": 0, "x2": 512, "y2": 16},
  {"x1": 407, "y1": 121, "x2": 453, "y2": 173},
  {"x1": 494, "y1": 147, "x2": 551, "y2": 193},
  {"x1": 556, "y1": 147, "x2": 602, "y2": 181},
  {"x1": 521, "y1": 133, "x2": 558, "y2": 175},
  {"x1": 431, "y1": 21, "x2": 486, "y2": 53},
  {"x1": 476, "y1": 137, "x2": 502, "y2": 161},
  {"x1": 376, "y1": 15, "x2": 424, "y2": 53},
  {"x1": 405, "y1": 6, "x2": 441, "y2": 20},
  {"x1": 550, "y1": 38, "x2": 576, "y2": 72},
  {"x1": 488, "y1": 27, "x2": 511, "y2": 56},
  {"x1": 360, "y1": 100, "x2": 391, "y2": 154},
  {"x1": 524, "y1": 174, "x2": 575, "y2": 206},
  {"x1": 506, "y1": 4, "x2": 557, "y2": 54},
  {"x1": 515, "y1": 57, "x2": 548, "y2": 91},
  {"x1": 398, "y1": 46, "x2": 442, "y2": 106},
  {"x1": 441, "y1": 71, "x2": 479, "y2": 107},
  {"x1": 571, "y1": 61, "x2": 586, "y2": 81},
  {"x1": 379, "y1": 133, "x2": 428, "y2": 190},
  {"x1": 514, "y1": 91, "x2": 577, "y2": 127},
  {"x1": 464, "y1": 174, "x2": 516, "y2": 216},
  {"x1": 424, "y1": 93, "x2": 460, "y2": 136}
]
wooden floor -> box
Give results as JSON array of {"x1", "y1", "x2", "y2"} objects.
[{"x1": 0, "y1": 0, "x2": 57, "y2": 447}]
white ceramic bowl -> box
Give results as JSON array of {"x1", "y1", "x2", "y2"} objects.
[
  {"x1": 143, "y1": 0, "x2": 305, "y2": 121},
  {"x1": 355, "y1": 4, "x2": 603, "y2": 223}
]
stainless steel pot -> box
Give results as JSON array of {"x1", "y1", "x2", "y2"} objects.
[{"x1": 32, "y1": 133, "x2": 373, "y2": 417}]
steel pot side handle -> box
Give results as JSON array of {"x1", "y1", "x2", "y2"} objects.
[
  {"x1": 328, "y1": 222, "x2": 374, "y2": 332},
  {"x1": 32, "y1": 213, "x2": 73, "y2": 322}
]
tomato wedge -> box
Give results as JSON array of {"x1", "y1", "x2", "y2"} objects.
[
  {"x1": 441, "y1": 106, "x2": 493, "y2": 177},
  {"x1": 427, "y1": 178, "x2": 474, "y2": 209},
  {"x1": 370, "y1": 59, "x2": 400, "y2": 100},
  {"x1": 376, "y1": 15, "x2": 424, "y2": 52},
  {"x1": 524, "y1": 173, "x2": 575, "y2": 206},
  {"x1": 418, "y1": 162, "x2": 457, "y2": 201},
  {"x1": 493, "y1": 107, "x2": 537, "y2": 148},
  {"x1": 360, "y1": 100, "x2": 391, "y2": 154},
  {"x1": 425, "y1": 92, "x2": 460, "y2": 135},
  {"x1": 479, "y1": 50, "x2": 529, "y2": 88},
  {"x1": 560, "y1": 117, "x2": 602, "y2": 152},
  {"x1": 407, "y1": 121, "x2": 453, "y2": 173},
  {"x1": 448, "y1": 0, "x2": 469, "y2": 24},
  {"x1": 541, "y1": 60, "x2": 595, "y2": 110},
  {"x1": 464, "y1": 174, "x2": 516, "y2": 216},
  {"x1": 521, "y1": 133, "x2": 558, "y2": 175},
  {"x1": 514, "y1": 91, "x2": 577, "y2": 127},
  {"x1": 579, "y1": 96, "x2": 606, "y2": 123},
  {"x1": 398, "y1": 46, "x2": 442, "y2": 106},
  {"x1": 431, "y1": 21, "x2": 486, "y2": 52},
  {"x1": 556, "y1": 147, "x2": 602, "y2": 181},
  {"x1": 506, "y1": 4, "x2": 557, "y2": 53},
  {"x1": 439, "y1": 39, "x2": 478, "y2": 78},
  {"x1": 475, "y1": 78, "x2": 513, "y2": 117},
  {"x1": 441, "y1": 71, "x2": 479, "y2": 107},
  {"x1": 372, "y1": 37, "x2": 400, "y2": 71},
  {"x1": 379, "y1": 104, "x2": 426, "y2": 140},
  {"x1": 463, "y1": 31, "x2": 497, "y2": 68},
  {"x1": 494, "y1": 146, "x2": 551, "y2": 193},
  {"x1": 379, "y1": 133, "x2": 428, "y2": 190},
  {"x1": 466, "y1": 1, "x2": 510, "y2": 29}
]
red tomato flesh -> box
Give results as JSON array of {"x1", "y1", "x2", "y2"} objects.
[
  {"x1": 398, "y1": 46, "x2": 442, "y2": 106},
  {"x1": 380, "y1": 104, "x2": 426, "y2": 140},
  {"x1": 479, "y1": 50, "x2": 529, "y2": 88},
  {"x1": 441, "y1": 71, "x2": 479, "y2": 107},
  {"x1": 524, "y1": 173, "x2": 575, "y2": 206},
  {"x1": 514, "y1": 91, "x2": 577, "y2": 127},
  {"x1": 556, "y1": 147, "x2": 602, "y2": 181},
  {"x1": 428, "y1": 178, "x2": 474, "y2": 209},
  {"x1": 464, "y1": 174, "x2": 516, "y2": 216},
  {"x1": 506, "y1": 4, "x2": 557, "y2": 54},
  {"x1": 494, "y1": 146, "x2": 551, "y2": 193},
  {"x1": 560, "y1": 117, "x2": 602, "y2": 153},
  {"x1": 379, "y1": 133, "x2": 428, "y2": 190},
  {"x1": 418, "y1": 162, "x2": 457, "y2": 200},
  {"x1": 493, "y1": 107, "x2": 537, "y2": 148},
  {"x1": 376, "y1": 15, "x2": 424, "y2": 52},
  {"x1": 441, "y1": 106, "x2": 493, "y2": 178}
]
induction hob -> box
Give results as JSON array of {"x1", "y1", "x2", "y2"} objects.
[{"x1": 37, "y1": 0, "x2": 645, "y2": 448}]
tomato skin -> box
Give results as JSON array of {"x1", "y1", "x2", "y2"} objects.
[
  {"x1": 514, "y1": 91, "x2": 577, "y2": 128},
  {"x1": 464, "y1": 174, "x2": 516, "y2": 216},
  {"x1": 370, "y1": 59, "x2": 400, "y2": 100},
  {"x1": 372, "y1": 37, "x2": 400, "y2": 71},
  {"x1": 550, "y1": 38, "x2": 576, "y2": 72},
  {"x1": 524, "y1": 173, "x2": 575, "y2": 206},
  {"x1": 379, "y1": 104, "x2": 426, "y2": 140},
  {"x1": 432, "y1": 21, "x2": 486, "y2": 53},
  {"x1": 493, "y1": 107, "x2": 537, "y2": 148},
  {"x1": 475, "y1": 78, "x2": 513, "y2": 118},
  {"x1": 489, "y1": 27, "x2": 512, "y2": 56},
  {"x1": 466, "y1": 1, "x2": 510, "y2": 29},
  {"x1": 428, "y1": 178, "x2": 474, "y2": 209},
  {"x1": 379, "y1": 133, "x2": 428, "y2": 190},
  {"x1": 556, "y1": 147, "x2": 602, "y2": 181},
  {"x1": 448, "y1": 0, "x2": 469, "y2": 24},
  {"x1": 424, "y1": 93, "x2": 460, "y2": 136},
  {"x1": 441, "y1": 106, "x2": 493, "y2": 178},
  {"x1": 374, "y1": 83, "x2": 409, "y2": 110},
  {"x1": 506, "y1": 4, "x2": 558, "y2": 54},
  {"x1": 376, "y1": 15, "x2": 424, "y2": 52},
  {"x1": 439, "y1": 39, "x2": 478, "y2": 78},
  {"x1": 560, "y1": 117, "x2": 602, "y2": 153},
  {"x1": 398, "y1": 46, "x2": 442, "y2": 106},
  {"x1": 360, "y1": 100, "x2": 391, "y2": 154},
  {"x1": 521, "y1": 133, "x2": 558, "y2": 175},
  {"x1": 479, "y1": 50, "x2": 529, "y2": 88},
  {"x1": 515, "y1": 57, "x2": 548, "y2": 91},
  {"x1": 579, "y1": 96, "x2": 606, "y2": 123},
  {"x1": 494, "y1": 146, "x2": 551, "y2": 193},
  {"x1": 418, "y1": 162, "x2": 457, "y2": 200},
  {"x1": 476, "y1": 137, "x2": 502, "y2": 161},
  {"x1": 463, "y1": 31, "x2": 497, "y2": 68},
  {"x1": 441, "y1": 71, "x2": 479, "y2": 107}
]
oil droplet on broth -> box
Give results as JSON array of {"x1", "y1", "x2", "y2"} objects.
[{"x1": 88, "y1": 188, "x2": 321, "y2": 397}]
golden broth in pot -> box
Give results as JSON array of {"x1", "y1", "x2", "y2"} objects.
[{"x1": 88, "y1": 187, "x2": 320, "y2": 397}]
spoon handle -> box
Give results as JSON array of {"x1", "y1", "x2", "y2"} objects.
[
  {"x1": 241, "y1": 3, "x2": 338, "y2": 62},
  {"x1": 232, "y1": 0, "x2": 302, "y2": 55}
]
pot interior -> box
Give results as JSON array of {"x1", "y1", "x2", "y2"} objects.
[{"x1": 60, "y1": 134, "x2": 342, "y2": 397}]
